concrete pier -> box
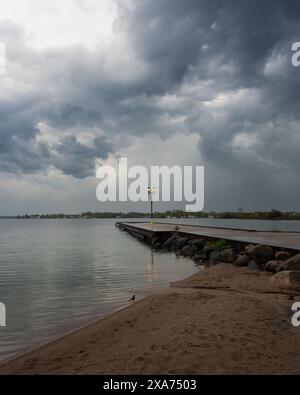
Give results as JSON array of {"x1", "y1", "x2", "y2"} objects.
[{"x1": 116, "y1": 222, "x2": 300, "y2": 251}]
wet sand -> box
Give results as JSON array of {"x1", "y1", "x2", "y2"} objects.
[{"x1": 1, "y1": 264, "x2": 300, "y2": 374}]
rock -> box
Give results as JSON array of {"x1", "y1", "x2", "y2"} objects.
[
  {"x1": 251, "y1": 245, "x2": 274, "y2": 265},
  {"x1": 191, "y1": 239, "x2": 205, "y2": 250},
  {"x1": 275, "y1": 251, "x2": 291, "y2": 261},
  {"x1": 209, "y1": 250, "x2": 222, "y2": 265},
  {"x1": 180, "y1": 245, "x2": 192, "y2": 256},
  {"x1": 221, "y1": 248, "x2": 236, "y2": 263},
  {"x1": 248, "y1": 260, "x2": 260, "y2": 271},
  {"x1": 234, "y1": 255, "x2": 250, "y2": 267},
  {"x1": 193, "y1": 255, "x2": 203, "y2": 262},
  {"x1": 180, "y1": 245, "x2": 198, "y2": 257},
  {"x1": 189, "y1": 246, "x2": 199, "y2": 257},
  {"x1": 271, "y1": 271, "x2": 300, "y2": 291},
  {"x1": 172, "y1": 237, "x2": 189, "y2": 251},
  {"x1": 163, "y1": 235, "x2": 178, "y2": 248},
  {"x1": 201, "y1": 245, "x2": 214, "y2": 258},
  {"x1": 197, "y1": 253, "x2": 208, "y2": 261},
  {"x1": 282, "y1": 253, "x2": 300, "y2": 271},
  {"x1": 245, "y1": 244, "x2": 256, "y2": 256},
  {"x1": 264, "y1": 260, "x2": 284, "y2": 273}
]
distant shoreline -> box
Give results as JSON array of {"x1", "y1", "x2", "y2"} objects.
[{"x1": 2, "y1": 209, "x2": 300, "y2": 221}]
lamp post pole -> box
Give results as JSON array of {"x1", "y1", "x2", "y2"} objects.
[
  {"x1": 148, "y1": 186, "x2": 156, "y2": 224},
  {"x1": 151, "y1": 199, "x2": 153, "y2": 220}
]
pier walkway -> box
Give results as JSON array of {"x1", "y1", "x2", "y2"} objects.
[{"x1": 116, "y1": 222, "x2": 300, "y2": 251}]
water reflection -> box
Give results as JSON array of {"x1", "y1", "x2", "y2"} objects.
[{"x1": 147, "y1": 249, "x2": 158, "y2": 283}]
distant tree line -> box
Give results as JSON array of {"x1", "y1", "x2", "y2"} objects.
[{"x1": 15, "y1": 209, "x2": 300, "y2": 221}]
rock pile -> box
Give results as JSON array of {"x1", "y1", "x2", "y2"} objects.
[{"x1": 159, "y1": 234, "x2": 300, "y2": 291}]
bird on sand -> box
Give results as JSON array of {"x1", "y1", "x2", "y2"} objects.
[{"x1": 129, "y1": 294, "x2": 136, "y2": 302}]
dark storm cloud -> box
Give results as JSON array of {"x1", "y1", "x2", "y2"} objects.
[
  {"x1": 45, "y1": 104, "x2": 103, "y2": 130},
  {"x1": 53, "y1": 135, "x2": 113, "y2": 178},
  {"x1": 120, "y1": 0, "x2": 300, "y2": 182},
  {"x1": 118, "y1": 0, "x2": 215, "y2": 91},
  {"x1": 0, "y1": 22, "x2": 114, "y2": 176},
  {"x1": 121, "y1": 0, "x2": 293, "y2": 86},
  {"x1": 0, "y1": 0, "x2": 300, "y2": 209}
]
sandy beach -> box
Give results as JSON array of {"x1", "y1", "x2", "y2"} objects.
[{"x1": 1, "y1": 263, "x2": 300, "y2": 375}]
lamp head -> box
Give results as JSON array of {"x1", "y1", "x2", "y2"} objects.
[{"x1": 148, "y1": 186, "x2": 156, "y2": 194}]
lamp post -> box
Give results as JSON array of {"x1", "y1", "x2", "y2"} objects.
[{"x1": 147, "y1": 186, "x2": 156, "y2": 223}]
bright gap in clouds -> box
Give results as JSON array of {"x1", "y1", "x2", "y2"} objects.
[{"x1": 0, "y1": 0, "x2": 117, "y2": 49}]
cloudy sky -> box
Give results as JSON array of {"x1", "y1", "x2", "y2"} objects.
[{"x1": 0, "y1": 0, "x2": 300, "y2": 215}]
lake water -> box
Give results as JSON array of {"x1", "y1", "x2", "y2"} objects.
[
  {"x1": 0, "y1": 219, "x2": 197, "y2": 362},
  {"x1": 0, "y1": 217, "x2": 299, "y2": 363},
  {"x1": 154, "y1": 218, "x2": 300, "y2": 232}
]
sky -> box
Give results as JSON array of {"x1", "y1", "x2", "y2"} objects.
[{"x1": 0, "y1": 0, "x2": 300, "y2": 215}]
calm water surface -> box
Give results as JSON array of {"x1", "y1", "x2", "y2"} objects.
[{"x1": 0, "y1": 219, "x2": 197, "y2": 362}]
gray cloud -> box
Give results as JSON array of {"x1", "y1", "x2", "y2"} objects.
[
  {"x1": 0, "y1": 1, "x2": 300, "y2": 210},
  {"x1": 53, "y1": 135, "x2": 113, "y2": 178}
]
